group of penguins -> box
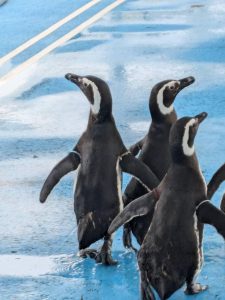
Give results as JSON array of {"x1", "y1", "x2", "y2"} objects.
[{"x1": 40, "y1": 73, "x2": 225, "y2": 300}]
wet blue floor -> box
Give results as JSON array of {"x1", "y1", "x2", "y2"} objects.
[{"x1": 0, "y1": 0, "x2": 225, "y2": 299}]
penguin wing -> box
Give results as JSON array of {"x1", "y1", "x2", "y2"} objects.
[
  {"x1": 40, "y1": 151, "x2": 81, "y2": 203},
  {"x1": 120, "y1": 153, "x2": 159, "y2": 191},
  {"x1": 129, "y1": 137, "x2": 146, "y2": 156},
  {"x1": 220, "y1": 193, "x2": 225, "y2": 212},
  {"x1": 207, "y1": 163, "x2": 225, "y2": 199},
  {"x1": 108, "y1": 192, "x2": 157, "y2": 235},
  {"x1": 196, "y1": 200, "x2": 225, "y2": 239}
]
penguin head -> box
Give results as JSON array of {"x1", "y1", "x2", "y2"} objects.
[
  {"x1": 65, "y1": 73, "x2": 112, "y2": 119},
  {"x1": 150, "y1": 76, "x2": 195, "y2": 121},
  {"x1": 169, "y1": 112, "x2": 207, "y2": 162}
]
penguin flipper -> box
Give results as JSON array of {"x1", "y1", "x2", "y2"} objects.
[
  {"x1": 40, "y1": 152, "x2": 80, "y2": 203},
  {"x1": 220, "y1": 193, "x2": 225, "y2": 212},
  {"x1": 120, "y1": 153, "x2": 159, "y2": 191},
  {"x1": 129, "y1": 137, "x2": 146, "y2": 156},
  {"x1": 108, "y1": 192, "x2": 157, "y2": 235},
  {"x1": 207, "y1": 163, "x2": 225, "y2": 199},
  {"x1": 196, "y1": 200, "x2": 225, "y2": 239}
]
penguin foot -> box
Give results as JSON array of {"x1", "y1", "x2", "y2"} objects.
[
  {"x1": 141, "y1": 282, "x2": 155, "y2": 300},
  {"x1": 123, "y1": 226, "x2": 137, "y2": 253},
  {"x1": 93, "y1": 234, "x2": 117, "y2": 265},
  {"x1": 185, "y1": 283, "x2": 208, "y2": 295},
  {"x1": 95, "y1": 249, "x2": 118, "y2": 265},
  {"x1": 79, "y1": 248, "x2": 98, "y2": 259}
]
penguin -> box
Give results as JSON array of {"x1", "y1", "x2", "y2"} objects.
[
  {"x1": 221, "y1": 193, "x2": 225, "y2": 212},
  {"x1": 109, "y1": 112, "x2": 225, "y2": 299},
  {"x1": 123, "y1": 76, "x2": 195, "y2": 249},
  {"x1": 39, "y1": 73, "x2": 159, "y2": 265},
  {"x1": 208, "y1": 163, "x2": 225, "y2": 212},
  {"x1": 208, "y1": 163, "x2": 225, "y2": 199}
]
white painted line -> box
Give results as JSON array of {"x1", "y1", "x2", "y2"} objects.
[
  {"x1": 0, "y1": 0, "x2": 101, "y2": 67},
  {"x1": 0, "y1": 0, "x2": 125, "y2": 83}
]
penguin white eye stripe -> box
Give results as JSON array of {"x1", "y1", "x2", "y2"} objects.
[
  {"x1": 182, "y1": 119, "x2": 196, "y2": 156},
  {"x1": 82, "y1": 78, "x2": 101, "y2": 115},
  {"x1": 157, "y1": 81, "x2": 179, "y2": 115}
]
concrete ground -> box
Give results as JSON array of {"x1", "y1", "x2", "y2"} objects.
[{"x1": 0, "y1": 0, "x2": 225, "y2": 299}]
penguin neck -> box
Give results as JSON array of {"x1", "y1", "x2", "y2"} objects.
[
  {"x1": 149, "y1": 109, "x2": 177, "y2": 137},
  {"x1": 87, "y1": 108, "x2": 113, "y2": 126},
  {"x1": 171, "y1": 146, "x2": 199, "y2": 169},
  {"x1": 150, "y1": 102, "x2": 177, "y2": 125},
  {"x1": 150, "y1": 89, "x2": 178, "y2": 123}
]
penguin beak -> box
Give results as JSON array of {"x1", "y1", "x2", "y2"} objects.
[
  {"x1": 178, "y1": 76, "x2": 195, "y2": 90},
  {"x1": 195, "y1": 112, "x2": 208, "y2": 124},
  {"x1": 65, "y1": 73, "x2": 81, "y2": 85}
]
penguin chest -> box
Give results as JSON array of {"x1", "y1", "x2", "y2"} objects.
[
  {"x1": 74, "y1": 154, "x2": 122, "y2": 216},
  {"x1": 141, "y1": 138, "x2": 170, "y2": 180}
]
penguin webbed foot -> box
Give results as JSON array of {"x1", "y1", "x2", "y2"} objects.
[
  {"x1": 79, "y1": 248, "x2": 98, "y2": 259},
  {"x1": 81, "y1": 236, "x2": 117, "y2": 265},
  {"x1": 95, "y1": 236, "x2": 117, "y2": 265},
  {"x1": 185, "y1": 283, "x2": 208, "y2": 295},
  {"x1": 123, "y1": 224, "x2": 137, "y2": 253},
  {"x1": 95, "y1": 249, "x2": 117, "y2": 265}
]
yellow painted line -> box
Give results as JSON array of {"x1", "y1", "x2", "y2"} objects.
[
  {"x1": 0, "y1": 0, "x2": 125, "y2": 84},
  {"x1": 0, "y1": 0, "x2": 101, "y2": 67}
]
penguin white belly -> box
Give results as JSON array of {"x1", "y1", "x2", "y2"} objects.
[{"x1": 193, "y1": 212, "x2": 202, "y2": 279}]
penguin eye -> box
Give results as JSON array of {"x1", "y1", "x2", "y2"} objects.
[
  {"x1": 169, "y1": 86, "x2": 175, "y2": 90},
  {"x1": 84, "y1": 83, "x2": 88, "y2": 88}
]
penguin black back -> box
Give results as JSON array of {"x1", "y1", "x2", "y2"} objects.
[
  {"x1": 123, "y1": 77, "x2": 195, "y2": 248},
  {"x1": 138, "y1": 113, "x2": 209, "y2": 299},
  {"x1": 40, "y1": 73, "x2": 159, "y2": 265}
]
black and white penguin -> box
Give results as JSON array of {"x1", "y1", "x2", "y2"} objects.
[
  {"x1": 123, "y1": 76, "x2": 195, "y2": 249},
  {"x1": 208, "y1": 163, "x2": 225, "y2": 199},
  {"x1": 39, "y1": 73, "x2": 159, "y2": 265},
  {"x1": 221, "y1": 193, "x2": 225, "y2": 212},
  {"x1": 208, "y1": 163, "x2": 225, "y2": 212},
  {"x1": 109, "y1": 112, "x2": 225, "y2": 299}
]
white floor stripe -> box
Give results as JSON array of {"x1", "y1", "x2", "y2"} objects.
[
  {"x1": 0, "y1": 0, "x2": 101, "y2": 67},
  {"x1": 0, "y1": 0, "x2": 125, "y2": 84}
]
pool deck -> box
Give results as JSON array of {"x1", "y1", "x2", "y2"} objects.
[{"x1": 0, "y1": 0, "x2": 225, "y2": 299}]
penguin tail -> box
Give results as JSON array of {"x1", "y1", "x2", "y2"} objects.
[
  {"x1": 141, "y1": 284, "x2": 156, "y2": 300},
  {"x1": 78, "y1": 212, "x2": 106, "y2": 250},
  {"x1": 78, "y1": 212, "x2": 94, "y2": 249},
  {"x1": 140, "y1": 270, "x2": 156, "y2": 300},
  {"x1": 156, "y1": 278, "x2": 176, "y2": 300}
]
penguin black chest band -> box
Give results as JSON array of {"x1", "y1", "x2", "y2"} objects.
[
  {"x1": 196, "y1": 200, "x2": 210, "y2": 211},
  {"x1": 70, "y1": 150, "x2": 81, "y2": 160},
  {"x1": 119, "y1": 151, "x2": 131, "y2": 160}
]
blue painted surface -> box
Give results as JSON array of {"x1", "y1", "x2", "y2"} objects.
[{"x1": 0, "y1": 0, "x2": 225, "y2": 299}]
